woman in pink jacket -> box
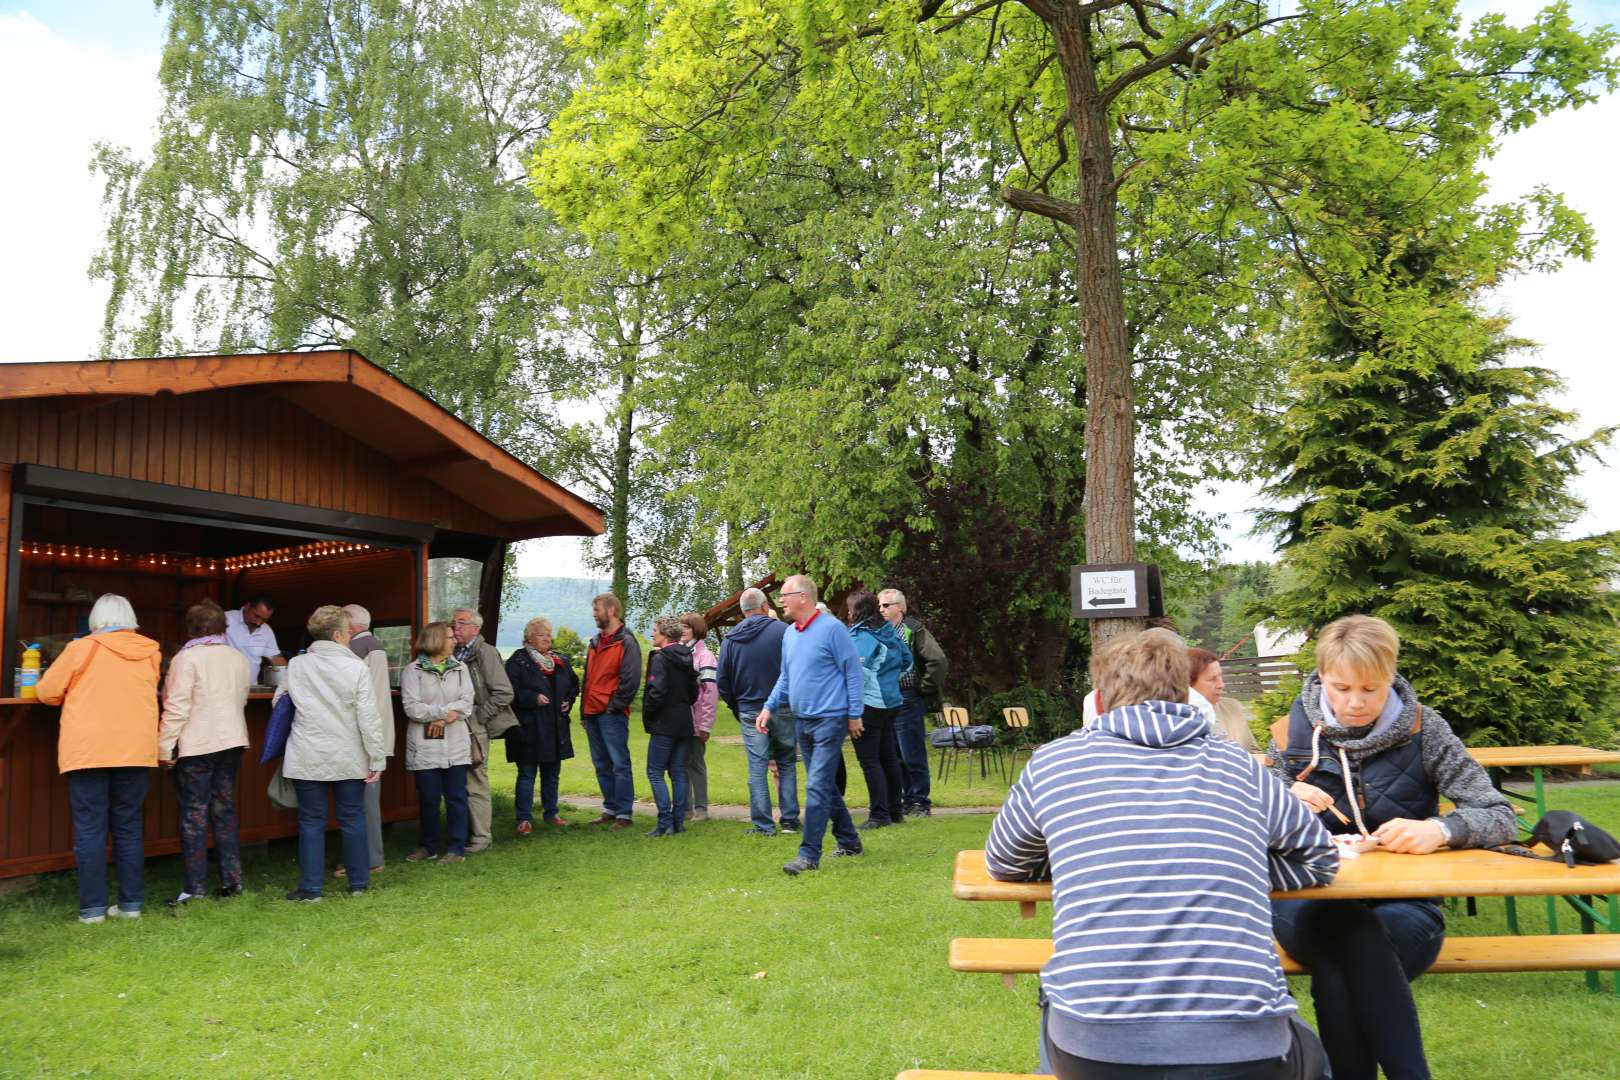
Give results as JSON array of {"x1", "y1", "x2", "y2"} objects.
[
  {"x1": 159, "y1": 600, "x2": 250, "y2": 906},
  {"x1": 679, "y1": 613, "x2": 718, "y2": 822}
]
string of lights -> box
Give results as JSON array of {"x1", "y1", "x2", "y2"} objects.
[{"x1": 22, "y1": 539, "x2": 376, "y2": 574}]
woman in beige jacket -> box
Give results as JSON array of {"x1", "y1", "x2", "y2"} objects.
[
  {"x1": 159, "y1": 600, "x2": 251, "y2": 906},
  {"x1": 400, "y1": 622, "x2": 476, "y2": 863}
]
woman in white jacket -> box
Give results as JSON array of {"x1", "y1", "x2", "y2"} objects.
[
  {"x1": 281, "y1": 605, "x2": 386, "y2": 901},
  {"x1": 400, "y1": 621, "x2": 476, "y2": 863},
  {"x1": 159, "y1": 600, "x2": 250, "y2": 906}
]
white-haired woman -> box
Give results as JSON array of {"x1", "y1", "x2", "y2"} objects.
[
  {"x1": 35, "y1": 593, "x2": 162, "y2": 923},
  {"x1": 504, "y1": 617, "x2": 579, "y2": 832},
  {"x1": 280, "y1": 605, "x2": 387, "y2": 902}
]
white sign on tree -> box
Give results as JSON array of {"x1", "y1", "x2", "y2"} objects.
[{"x1": 1079, "y1": 570, "x2": 1137, "y2": 612}]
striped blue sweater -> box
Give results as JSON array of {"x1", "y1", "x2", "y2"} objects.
[{"x1": 985, "y1": 700, "x2": 1337, "y2": 1066}]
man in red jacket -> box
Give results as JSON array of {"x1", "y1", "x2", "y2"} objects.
[{"x1": 581, "y1": 593, "x2": 642, "y2": 830}]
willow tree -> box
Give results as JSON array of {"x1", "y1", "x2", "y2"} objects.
[
  {"x1": 536, "y1": 0, "x2": 1614, "y2": 643},
  {"x1": 92, "y1": 0, "x2": 575, "y2": 439}
]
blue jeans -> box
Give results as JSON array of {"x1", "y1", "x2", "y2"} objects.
[
  {"x1": 415, "y1": 766, "x2": 469, "y2": 856},
  {"x1": 645, "y1": 734, "x2": 691, "y2": 833},
  {"x1": 797, "y1": 714, "x2": 860, "y2": 864},
  {"x1": 68, "y1": 767, "x2": 149, "y2": 918},
  {"x1": 1272, "y1": 898, "x2": 1445, "y2": 1080},
  {"x1": 515, "y1": 760, "x2": 562, "y2": 823},
  {"x1": 293, "y1": 778, "x2": 370, "y2": 895},
  {"x1": 583, "y1": 712, "x2": 635, "y2": 819},
  {"x1": 739, "y1": 708, "x2": 800, "y2": 833},
  {"x1": 894, "y1": 690, "x2": 932, "y2": 810}
]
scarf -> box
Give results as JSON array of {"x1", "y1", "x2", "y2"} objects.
[
  {"x1": 526, "y1": 646, "x2": 556, "y2": 673},
  {"x1": 453, "y1": 637, "x2": 478, "y2": 664},
  {"x1": 419, "y1": 655, "x2": 457, "y2": 675},
  {"x1": 180, "y1": 634, "x2": 227, "y2": 652}
]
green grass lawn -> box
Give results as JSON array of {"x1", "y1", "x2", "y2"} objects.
[{"x1": 2, "y1": 771, "x2": 1618, "y2": 1077}]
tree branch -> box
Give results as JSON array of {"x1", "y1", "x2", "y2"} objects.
[{"x1": 1001, "y1": 186, "x2": 1079, "y2": 224}]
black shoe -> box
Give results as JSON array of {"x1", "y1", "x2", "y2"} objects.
[
  {"x1": 828, "y1": 844, "x2": 864, "y2": 858},
  {"x1": 909, "y1": 805, "x2": 932, "y2": 817},
  {"x1": 213, "y1": 884, "x2": 244, "y2": 899},
  {"x1": 858, "y1": 817, "x2": 891, "y2": 831},
  {"x1": 782, "y1": 856, "x2": 819, "y2": 876},
  {"x1": 284, "y1": 889, "x2": 322, "y2": 903},
  {"x1": 778, "y1": 821, "x2": 800, "y2": 833}
]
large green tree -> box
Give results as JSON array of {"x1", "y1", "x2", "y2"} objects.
[
  {"x1": 92, "y1": 0, "x2": 575, "y2": 440},
  {"x1": 536, "y1": 0, "x2": 1615, "y2": 645},
  {"x1": 1257, "y1": 220, "x2": 1620, "y2": 745}
]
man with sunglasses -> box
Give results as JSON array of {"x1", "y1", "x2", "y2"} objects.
[{"x1": 755, "y1": 575, "x2": 865, "y2": 875}]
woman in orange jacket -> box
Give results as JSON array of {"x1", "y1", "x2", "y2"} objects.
[{"x1": 34, "y1": 593, "x2": 161, "y2": 924}]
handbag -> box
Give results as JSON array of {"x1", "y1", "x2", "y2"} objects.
[
  {"x1": 260, "y1": 689, "x2": 296, "y2": 764},
  {"x1": 930, "y1": 724, "x2": 996, "y2": 749},
  {"x1": 468, "y1": 728, "x2": 486, "y2": 766},
  {"x1": 1524, "y1": 811, "x2": 1620, "y2": 866},
  {"x1": 266, "y1": 762, "x2": 298, "y2": 810}
]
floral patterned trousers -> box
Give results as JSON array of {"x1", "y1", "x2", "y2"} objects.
[{"x1": 173, "y1": 747, "x2": 245, "y2": 895}]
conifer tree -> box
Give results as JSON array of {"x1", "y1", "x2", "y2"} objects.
[{"x1": 1259, "y1": 238, "x2": 1620, "y2": 746}]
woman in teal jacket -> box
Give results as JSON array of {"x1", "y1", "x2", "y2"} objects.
[{"x1": 846, "y1": 590, "x2": 912, "y2": 829}]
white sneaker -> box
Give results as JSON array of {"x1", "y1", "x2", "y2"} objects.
[
  {"x1": 78, "y1": 913, "x2": 106, "y2": 925},
  {"x1": 107, "y1": 905, "x2": 141, "y2": 919}
]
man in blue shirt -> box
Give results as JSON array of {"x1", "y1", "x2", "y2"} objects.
[{"x1": 756, "y1": 575, "x2": 865, "y2": 875}]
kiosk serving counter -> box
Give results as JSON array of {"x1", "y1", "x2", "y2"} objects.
[{"x1": 0, "y1": 351, "x2": 602, "y2": 877}]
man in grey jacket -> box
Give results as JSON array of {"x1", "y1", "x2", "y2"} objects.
[
  {"x1": 879, "y1": 589, "x2": 947, "y2": 817},
  {"x1": 451, "y1": 608, "x2": 517, "y2": 853}
]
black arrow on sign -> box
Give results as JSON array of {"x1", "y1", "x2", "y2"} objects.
[{"x1": 1088, "y1": 596, "x2": 1127, "y2": 607}]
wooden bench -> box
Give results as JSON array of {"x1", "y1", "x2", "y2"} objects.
[{"x1": 949, "y1": 935, "x2": 1620, "y2": 988}]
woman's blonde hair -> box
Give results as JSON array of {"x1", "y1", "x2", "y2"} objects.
[
  {"x1": 415, "y1": 621, "x2": 452, "y2": 658},
  {"x1": 523, "y1": 617, "x2": 553, "y2": 645},
  {"x1": 1090, "y1": 628, "x2": 1188, "y2": 709},
  {"x1": 306, "y1": 604, "x2": 349, "y2": 642},
  {"x1": 1315, "y1": 615, "x2": 1399, "y2": 682}
]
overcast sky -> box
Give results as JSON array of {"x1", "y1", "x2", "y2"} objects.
[{"x1": 2, "y1": 1, "x2": 1615, "y2": 579}]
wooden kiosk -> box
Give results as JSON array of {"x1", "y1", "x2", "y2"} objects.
[{"x1": 0, "y1": 351, "x2": 602, "y2": 878}]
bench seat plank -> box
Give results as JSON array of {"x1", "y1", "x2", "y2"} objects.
[{"x1": 950, "y1": 935, "x2": 1620, "y2": 977}]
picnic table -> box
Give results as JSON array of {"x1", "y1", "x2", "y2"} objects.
[{"x1": 952, "y1": 848, "x2": 1620, "y2": 909}]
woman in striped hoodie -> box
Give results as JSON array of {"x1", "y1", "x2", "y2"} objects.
[{"x1": 987, "y1": 629, "x2": 1337, "y2": 1079}]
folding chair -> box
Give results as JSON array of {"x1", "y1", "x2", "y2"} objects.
[
  {"x1": 1002, "y1": 706, "x2": 1036, "y2": 778},
  {"x1": 938, "y1": 705, "x2": 1007, "y2": 785}
]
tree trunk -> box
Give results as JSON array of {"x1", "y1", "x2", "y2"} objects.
[
  {"x1": 1050, "y1": 6, "x2": 1143, "y2": 644},
  {"x1": 610, "y1": 360, "x2": 633, "y2": 605}
]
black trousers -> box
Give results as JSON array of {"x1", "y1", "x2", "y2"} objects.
[
  {"x1": 851, "y1": 705, "x2": 904, "y2": 823},
  {"x1": 1043, "y1": 1012, "x2": 1329, "y2": 1080}
]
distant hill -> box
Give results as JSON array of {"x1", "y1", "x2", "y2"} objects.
[{"x1": 497, "y1": 576, "x2": 612, "y2": 648}]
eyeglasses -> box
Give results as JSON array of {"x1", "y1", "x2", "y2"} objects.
[
  {"x1": 779, "y1": 590, "x2": 806, "y2": 599},
  {"x1": 879, "y1": 602, "x2": 898, "y2": 608}
]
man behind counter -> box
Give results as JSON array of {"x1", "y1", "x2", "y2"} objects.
[{"x1": 225, "y1": 593, "x2": 285, "y2": 681}]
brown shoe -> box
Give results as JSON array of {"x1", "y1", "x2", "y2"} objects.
[
  {"x1": 609, "y1": 819, "x2": 633, "y2": 832},
  {"x1": 436, "y1": 853, "x2": 466, "y2": 864},
  {"x1": 587, "y1": 813, "x2": 617, "y2": 825},
  {"x1": 544, "y1": 816, "x2": 569, "y2": 827},
  {"x1": 404, "y1": 847, "x2": 434, "y2": 863}
]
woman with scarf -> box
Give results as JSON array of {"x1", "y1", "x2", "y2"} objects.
[
  {"x1": 504, "y1": 617, "x2": 580, "y2": 833},
  {"x1": 1267, "y1": 615, "x2": 1515, "y2": 1080},
  {"x1": 845, "y1": 589, "x2": 911, "y2": 829},
  {"x1": 159, "y1": 599, "x2": 251, "y2": 906},
  {"x1": 401, "y1": 621, "x2": 476, "y2": 863}
]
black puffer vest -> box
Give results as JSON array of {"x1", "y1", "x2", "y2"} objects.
[{"x1": 1279, "y1": 696, "x2": 1436, "y2": 834}]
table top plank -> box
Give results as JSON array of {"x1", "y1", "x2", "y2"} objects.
[
  {"x1": 954, "y1": 848, "x2": 1620, "y2": 904},
  {"x1": 1466, "y1": 745, "x2": 1620, "y2": 768}
]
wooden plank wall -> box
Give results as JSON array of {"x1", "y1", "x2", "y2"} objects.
[{"x1": 0, "y1": 388, "x2": 506, "y2": 537}]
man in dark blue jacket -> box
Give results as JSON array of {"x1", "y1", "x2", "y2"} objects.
[{"x1": 716, "y1": 587, "x2": 798, "y2": 835}]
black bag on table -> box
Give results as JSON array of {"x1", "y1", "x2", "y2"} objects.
[{"x1": 1525, "y1": 811, "x2": 1620, "y2": 867}]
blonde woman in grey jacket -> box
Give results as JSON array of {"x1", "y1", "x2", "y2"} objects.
[
  {"x1": 281, "y1": 605, "x2": 386, "y2": 902},
  {"x1": 401, "y1": 621, "x2": 476, "y2": 863}
]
